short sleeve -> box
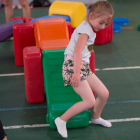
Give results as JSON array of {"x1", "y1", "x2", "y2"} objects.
[{"x1": 76, "y1": 22, "x2": 91, "y2": 37}]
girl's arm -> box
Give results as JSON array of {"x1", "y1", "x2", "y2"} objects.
[{"x1": 70, "y1": 33, "x2": 89, "y2": 88}]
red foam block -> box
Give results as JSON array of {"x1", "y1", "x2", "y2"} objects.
[
  {"x1": 12, "y1": 17, "x2": 33, "y2": 23},
  {"x1": 89, "y1": 50, "x2": 95, "y2": 74},
  {"x1": 23, "y1": 46, "x2": 44, "y2": 103},
  {"x1": 70, "y1": 23, "x2": 112, "y2": 45},
  {"x1": 13, "y1": 21, "x2": 36, "y2": 66},
  {"x1": 89, "y1": 50, "x2": 95, "y2": 96},
  {"x1": 94, "y1": 23, "x2": 113, "y2": 45},
  {"x1": 67, "y1": 22, "x2": 72, "y2": 39}
]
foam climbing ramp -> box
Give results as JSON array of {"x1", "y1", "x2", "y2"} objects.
[{"x1": 42, "y1": 49, "x2": 91, "y2": 129}]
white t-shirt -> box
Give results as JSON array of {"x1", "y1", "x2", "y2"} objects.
[{"x1": 64, "y1": 20, "x2": 96, "y2": 63}]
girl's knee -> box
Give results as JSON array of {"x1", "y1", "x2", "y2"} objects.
[
  {"x1": 103, "y1": 89, "x2": 109, "y2": 100},
  {"x1": 99, "y1": 89, "x2": 109, "y2": 100},
  {"x1": 85, "y1": 98, "x2": 95, "y2": 109}
]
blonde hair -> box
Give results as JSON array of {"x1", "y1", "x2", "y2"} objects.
[{"x1": 87, "y1": 0, "x2": 114, "y2": 22}]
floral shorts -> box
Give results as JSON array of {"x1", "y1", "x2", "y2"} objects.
[{"x1": 62, "y1": 55, "x2": 93, "y2": 86}]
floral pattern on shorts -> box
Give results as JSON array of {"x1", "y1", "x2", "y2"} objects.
[{"x1": 62, "y1": 58, "x2": 93, "y2": 86}]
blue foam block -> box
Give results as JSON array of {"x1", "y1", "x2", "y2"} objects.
[
  {"x1": 31, "y1": 15, "x2": 71, "y2": 22},
  {"x1": 113, "y1": 23, "x2": 122, "y2": 33},
  {"x1": 113, "y1": 18, "x2": 129, "y2": 25},
  {"x1": 86, "y1": 6, "x2": 89, "y2": 15}
]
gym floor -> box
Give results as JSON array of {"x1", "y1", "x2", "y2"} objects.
[{"x1": 0, "y1": 0, "x2": 140, "y2": 139}]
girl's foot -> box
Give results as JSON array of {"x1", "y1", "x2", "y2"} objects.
[
  {"x1": 55, "y1": 117, "x2": 68, "y2": 138},
  {"x1": 91, "y1": 117, "x2": 112, "y2": 127}
]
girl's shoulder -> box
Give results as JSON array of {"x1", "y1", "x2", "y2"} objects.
[
  {"x1": 76, "y1": 21, "x2": 92, "y2": 31},
  {"x1": 78, "y1": 21, "x2": 89, "y2": 27},
  {"x1": 76, "y1": 21, "x2": 95, "y2": 37}
]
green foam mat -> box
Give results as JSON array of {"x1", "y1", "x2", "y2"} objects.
[{"x1": 42, "y1": 49, "x2": 90, "y2": 129}]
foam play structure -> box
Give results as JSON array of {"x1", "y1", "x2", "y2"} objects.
[
  {"x1": 0, "y1": 19, "x2": 24, "y2": 42},
  {"x1": 34, "y1": 18, "x2": 95, "y2": 128},
  {"x1": 22, "y1": 18, "x2": 95, "y2": 129},
  {"x1": 42, "y1": 49, "x2": 91, "y2": 129},
  {"x1": 49, "y1": 1, "x2": 87, "y2": 28},
  {"x1": 10, "y1": 1, "x2": 96, "y2": 128},
  {"x1": 35, "y1": 18, "x2": 69, "y2": 50}
]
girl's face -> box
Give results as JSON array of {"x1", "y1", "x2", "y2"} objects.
[{"x1": 88, "y1": 13, "x2": 112, "y2": 31}]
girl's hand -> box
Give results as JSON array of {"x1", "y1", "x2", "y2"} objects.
[{"x1": 70, "y1": 73, "x2": 80, "y2": 88}]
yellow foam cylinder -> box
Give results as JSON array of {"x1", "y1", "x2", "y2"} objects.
[{"x1": 49, "y1": 1, "x2": 87, "y2": 28}]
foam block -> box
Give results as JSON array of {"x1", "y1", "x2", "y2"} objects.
[
  {"x1": 23, "y1": 46, "x2": 44, "y2": 103},
  {"x1": 35, "y1": 18, "x2": 69, "y2": 51},
  {"x1": 0, "y1": 19, "x2": 24, "y2": 42},
  {"x1": 13, "y1": 21, "x2": 36, "y2": 66},
  {"x1": 113, "y1": 18, "x2": 129, "y2": 25},
  {"x1": 89, "y1": 50, "x2": 95, "y2": 96},
  {"x1": 31, "y1": 15, "x2": 70, "y2": 22},
  {"x1": 113, "y1": 23, "x2": 121, "y2": 33},
  {"x1": 49, "y1": 1, "x2": 87, "y2": 28},
  {"x1": 94, "y1": 23, "x2": 113, "y2": 45},
  {"x1": 32, "y1": 15, "x2": 72, "y2": 39},
  {"x1": 13, "y1": 17, "x2": 33, "y2": 23}
]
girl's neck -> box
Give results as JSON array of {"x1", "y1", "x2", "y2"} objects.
[{"x1": 87, "y1": 20, "x2": 98, "y2": 33}]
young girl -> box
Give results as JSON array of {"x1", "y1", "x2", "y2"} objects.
[{"x1": 55, "y1": 1, "x2": 114, "y2": 138}]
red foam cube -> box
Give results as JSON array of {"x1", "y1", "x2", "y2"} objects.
[{"x1": 94, "y1": 23, "x2": 113, "y2": 45}]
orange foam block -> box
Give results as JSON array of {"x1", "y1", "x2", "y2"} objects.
[{"x1": 35, "y1": 18, "x2": 69, "y2": 50}]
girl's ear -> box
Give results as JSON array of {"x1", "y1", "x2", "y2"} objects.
[{"x1": 89, "y1": 13, "x2": 93, "y2": 20}]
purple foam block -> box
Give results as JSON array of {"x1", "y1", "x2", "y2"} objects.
[{"x1": 0, "y1": 19, "x2": 24, "y2": 42}]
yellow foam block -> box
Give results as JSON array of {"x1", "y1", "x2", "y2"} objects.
[{"x1": 49, "y1": 1, "x2": 87, "y2": 28}]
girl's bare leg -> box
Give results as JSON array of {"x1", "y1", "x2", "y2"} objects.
[
  {"x1": 60, "y1": 80, "x2": 95, "y2": 122},
  {"x1": 55, "y1": 80, "x2": 95, "y2": 138},
  {"x1": 87, "y1": 73, "x2": 109, "y2": 119},
  {"x1": 86, "y1": 74, "x2": 111, "y2": 127}
]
